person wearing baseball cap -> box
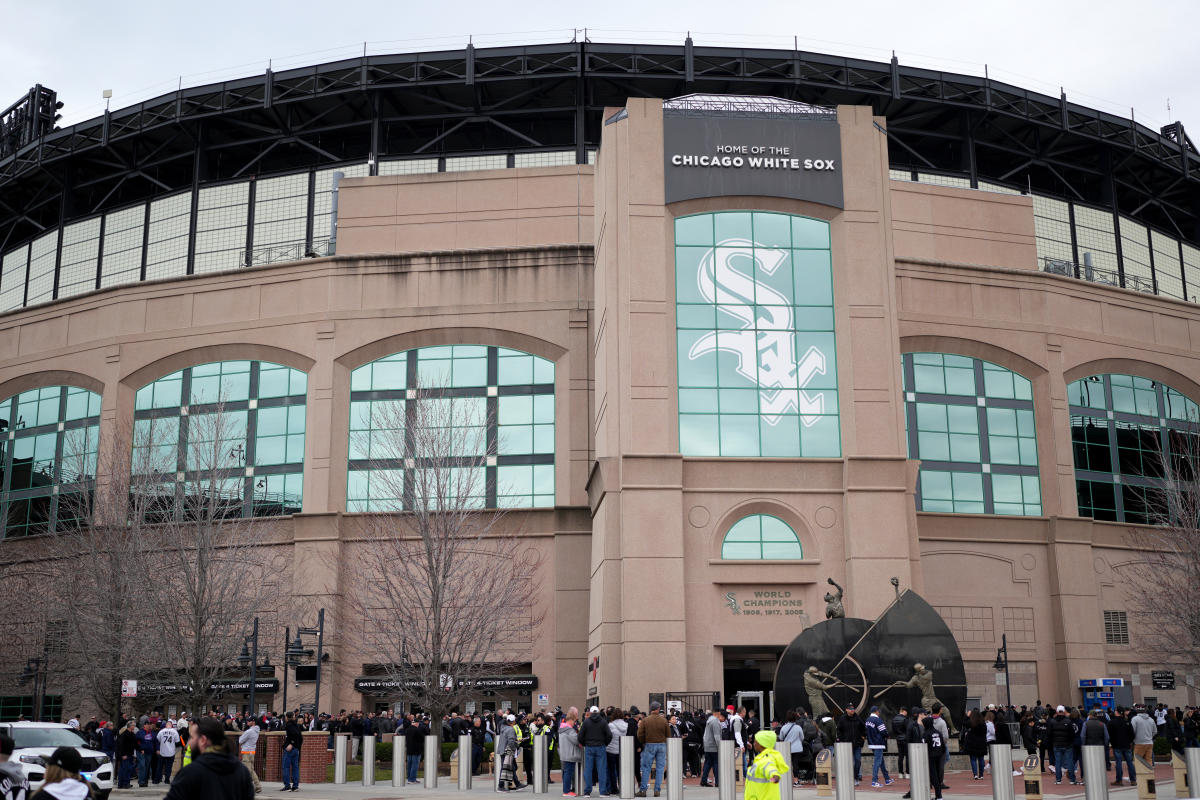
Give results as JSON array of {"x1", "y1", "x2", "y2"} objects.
[
  {"x1": 30, "y1": 747, "x2": 88, "y2": 800},
  {"x1": 744, "y1": 729, "x2": 788, "y2": 800}
]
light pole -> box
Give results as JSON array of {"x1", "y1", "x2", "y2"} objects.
[
  {"x1": 287, "y1": 608, "x2": 325, "y2": 718},
  {"x1": 19, "y1": 656, "x2": 46, "y2": 720},
  {"x1": 993, "y1": 633, "x2": 1012, "y2": 718},
  {"x1": 238, "y1": 617, "x2": 260, "y2": 719}
]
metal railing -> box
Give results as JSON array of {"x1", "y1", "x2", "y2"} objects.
[
  {"x1": 1041, "y1": 257, "x2": 1155, "y2": 294},
  {"x1": 243, "y1": 237, "x2": 333, "y2": 268}
]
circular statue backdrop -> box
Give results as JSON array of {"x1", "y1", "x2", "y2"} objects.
[{"x1": 773, "y1": 589, "x2": 967, "y2": 732}]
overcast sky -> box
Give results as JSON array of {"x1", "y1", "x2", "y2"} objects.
[{"x1": 1, "y1": 0, "x2": 1196, "y2": 134}]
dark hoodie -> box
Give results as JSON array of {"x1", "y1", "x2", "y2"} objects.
[
  {"x1": 163, "y1": 750, "x2": 254, "y2": 800},
  {"x1": 578, "y1": 710, "x2": 613, "y2": 748}
]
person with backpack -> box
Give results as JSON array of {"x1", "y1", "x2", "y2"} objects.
[{"x1": 777, "y1": 712, "x2": 804, "y2": 786}]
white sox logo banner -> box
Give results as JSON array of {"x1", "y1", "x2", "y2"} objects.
[
  {"x1": 676, "y1": 211, "x2": 840, "y2": 458},
  {"x1": 690, "y1": 238, "x2": 828, "y2": 427}
]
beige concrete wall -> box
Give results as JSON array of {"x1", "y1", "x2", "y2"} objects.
[
  {"x1": 0, "y1": 246, "x2": 595, "y2": 714},
  {"x1": 2, "y1": 105, "x2": 1200, "y2": 713},
  {"x1": 337, "y1": 166, "x2": 594, "y2": 255},
  {"x1": 889, "y1": 181, "x2": 1037, "y2": 270}
]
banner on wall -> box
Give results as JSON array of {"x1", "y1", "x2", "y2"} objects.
[{"x1": 664, "y1": 114, "x2": 843, "y2": 207}]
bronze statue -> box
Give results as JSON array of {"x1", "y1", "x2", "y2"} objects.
[
  {"x1": 824, "y1": 578, "x2": 845, "y2": 619},
  {"x1": 803, "y1": 666, "x2": 843, "y2": 717},
  {"x1": 877, "y1": 662, "x2": 957, "y2": 734}
]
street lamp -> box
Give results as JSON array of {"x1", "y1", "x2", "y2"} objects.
[
  {"x1": 238, "y1": 617, "x2": 265, "y2": 720},
  {"x1": 993, "y1": 633, "x2": 1012, "y2": 718},
  {"x1": 18, "y1": 656, "x2": 46, "y2": 721},
  {"x1": 287, "y1": 608, "x2": 325, "y2": 718},
  {"x1": 282, "y1": 626, "x2": 314, "y2": 716}
]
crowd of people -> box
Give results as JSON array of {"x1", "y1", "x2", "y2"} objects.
[{"x1": 3, "y1": 696, "x2": 1196, "y2": 799}]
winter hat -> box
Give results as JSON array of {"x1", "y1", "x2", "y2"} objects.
[{"x1": 754, "y1": 730, "x2": 777, "y2": 749}]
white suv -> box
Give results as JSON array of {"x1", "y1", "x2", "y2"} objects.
[{"x1": 0, "y1": 722, "x2": 113, "y2": 799}]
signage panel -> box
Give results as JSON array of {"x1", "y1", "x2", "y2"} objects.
[
  {"x1": 664, "y1": 114, "x2": 843, "y2": 207},
  {"x1": 1151, "y1": 671, "x2": 1175, "y2": 690},
  {"x1": 353, "y1": 675, "x2": 539, "y2": 693}
]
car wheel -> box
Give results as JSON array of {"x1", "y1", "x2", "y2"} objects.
[{"x1": 93, "y1": 789, "x2": 110, "y2": 800}]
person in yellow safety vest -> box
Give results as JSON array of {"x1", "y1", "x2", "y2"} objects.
[
  {"x1": 181, "y1": 719, "x2": 199, "y2": 768},
  {"x1": 745, "y1": 730, "x2": 789, "y2": 800}
]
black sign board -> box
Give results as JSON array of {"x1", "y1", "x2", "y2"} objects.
[
  {"x1": 353, "y1": 675, "x2": 539, "y2": 693},
  {"x1": 1151, "y1": 671, "x2": 1175, "y2": 690},
  {"x1": 663, "y1": 113, "x2": 843, "y2": 207}
]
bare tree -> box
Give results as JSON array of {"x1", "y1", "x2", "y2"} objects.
[
  {"x1": 340, "y1": 383, "x2": 543, "y2": 720},
  {"x1": 45, "y1": 394, "x2": 287, "y2": 716},
  {"x1": 1120, "y1": 421, "x2": 1200, "y2": 688},
  {"x1": 45, "y1": 423, "x2": 161, "y2": 722},
  {"x1": 130, "y1": 397, "x2": 287, "y2": 712}
]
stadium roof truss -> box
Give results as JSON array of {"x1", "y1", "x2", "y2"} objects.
[{"x1": 1, "y1": 40, "x2": 1198, "y2": 254}]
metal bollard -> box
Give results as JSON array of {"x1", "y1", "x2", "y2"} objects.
[
  {"x1": 1081, "y1": 745, "x2": 1108, "y2": 800},
  {"x1": 495, "y1": 743, "x2": 503, "y2": 793},
  {"x1": 777, "y1": 740, "x2": 794, "y2": 800},
  {"x1": 989, "y1": 744, "x2": 1014, "y2": 800},
  {"x1": 907, "y1": 742, "x2": 929, "y2": 800},
  {"x1": 393, "y1": 733, "x2": 406, "y2": 788},
  {"x1": 333, "y1": 734, "x2": 348, "y2": 784},
  {"x1": 534, "y1": 733, "x2": 548, "y2": 794},
  {"x1": 620, "y1": 736, "x2": 636, "y2": 799},
  {"x1": 718, "y1": 740, "x2": 736, "y2": 800},
  {"x1": 834, "y1": 742, "x2": 855, "y2": 800},
  {"x1": 363, "y1": 735, "x2": 376, "y2": 786},
  {"x1": 667, "y1": 738, "x2": 684, "y2": 800},
  {"x1": 460, "y1": 734, "x2": 473, "y2": 790},
  {"x1": 425, "y1": 733, "x2": 440, "y2": 788},
  {"x1": 1186, "y1": 747, "x2": 1200, "y2": 797}
]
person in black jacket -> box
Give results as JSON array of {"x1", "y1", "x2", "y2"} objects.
[
  {"x1": 282, "y1": 712, "x2": 304, "y2": 791},
  {"x1": 578, "y1": 706, "x2": 613, "y2": 796},
  {"x1": 892, "y1": 708, "x2": 909, "y2": 779},
  {"x1": 924, "y1": 715, "x2": 947, "y2": 800},
  {"x1": 164, "y1": 716, "x2": 254, "y2": 800},
  {"x1": 835, "y1": 705, "x2": 865, "y2": 784},
  {"x1": 116, "y1": 720, "x2": 138, "y2": 789},
  {"x1": 1108, "y1": 707, "x2": 1135, "y2": 786},
  {"x1": 404, "y1": 716, "x2": 429, "y2": 784},
  {"x1": 1047, "y1": 706, "x2": 1077, "y2": 785}
]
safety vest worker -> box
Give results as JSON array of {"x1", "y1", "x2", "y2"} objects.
[{"x1": 744, "y1": 730, "x2": 788, "y2": 800}]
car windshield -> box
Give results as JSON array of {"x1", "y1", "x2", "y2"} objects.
[{"x1": 7, "y1": 727, "x2": 87, "y2": 749}]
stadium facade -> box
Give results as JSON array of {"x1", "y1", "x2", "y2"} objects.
[{"x1": 1, "y1": 40, "x2": 1199, "y2": 719}]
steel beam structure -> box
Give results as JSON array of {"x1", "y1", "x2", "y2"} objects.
[{"x1": 2, "y1": 40, "x2": 1199, "y2": 255}]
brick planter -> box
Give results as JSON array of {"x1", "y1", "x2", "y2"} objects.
[{"x1": 256, "y1": 731, "x2": 333, "y2": 784}]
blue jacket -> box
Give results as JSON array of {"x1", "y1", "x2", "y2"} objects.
[
  {"x1": 865, "y1": 714, "x2": 889, "y2": 748},
  {"x1": 100, "y1": 727, "x2": 116, "y2": 752},
  {"x1": 136, "y1": 729, "x2": 158, "y2": 753}
]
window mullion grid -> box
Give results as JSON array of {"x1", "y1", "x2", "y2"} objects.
[
  {"x1": 973, "y1": 361, "x2": 995, "y2": 513},
  {"x1": 402, "y1": 351, "x2": 417, "y2": 509},
  {"x1": 485, "y1": 346, "x2": 499, "y2": 509}
]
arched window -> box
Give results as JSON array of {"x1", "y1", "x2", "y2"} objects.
[
  {"x1": 721, "y1": 514, "x2": 804, "y2": 560},
  {"x1": 0, "y1": 385, "x2": 101, "y2": 537},
  {"x1": 675, "y1": 211, "x2": 840, "y2": 458},
  {"x1": 902, "y1": 353, "x2": 1041, "y2": 515},
  {"x1": 132, "y1": 360, "x2": 306, "y2": 518},
  {"x1": 1068, "y1": 373, "x2": 1199, "y2": 523},
  {"x1": 347, "y1": 345, "x2": 555, "y2": 511}
]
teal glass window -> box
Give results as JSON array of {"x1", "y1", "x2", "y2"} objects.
[
  {"x1": 675, "y1": 211, "x2": 839, "y2": 457},
  {"x1": 1068, "y1": 373, "x2": 1199, "y2": 524},
  {"x1": 132, "y1": 361, "x2": 305, "y2": 517},
  {"x1": 348, "y1": 345, "x2": 554, "y2": 511},
  {"x1": 0, "y1": 386, "x2": 101, "y2": 537},
  {"x1": 720, "y1": 514, "x2": 804, "y2": 559},
  {"x1": 903, "y1": 353, "x2": 1041, "y2": 515}
]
